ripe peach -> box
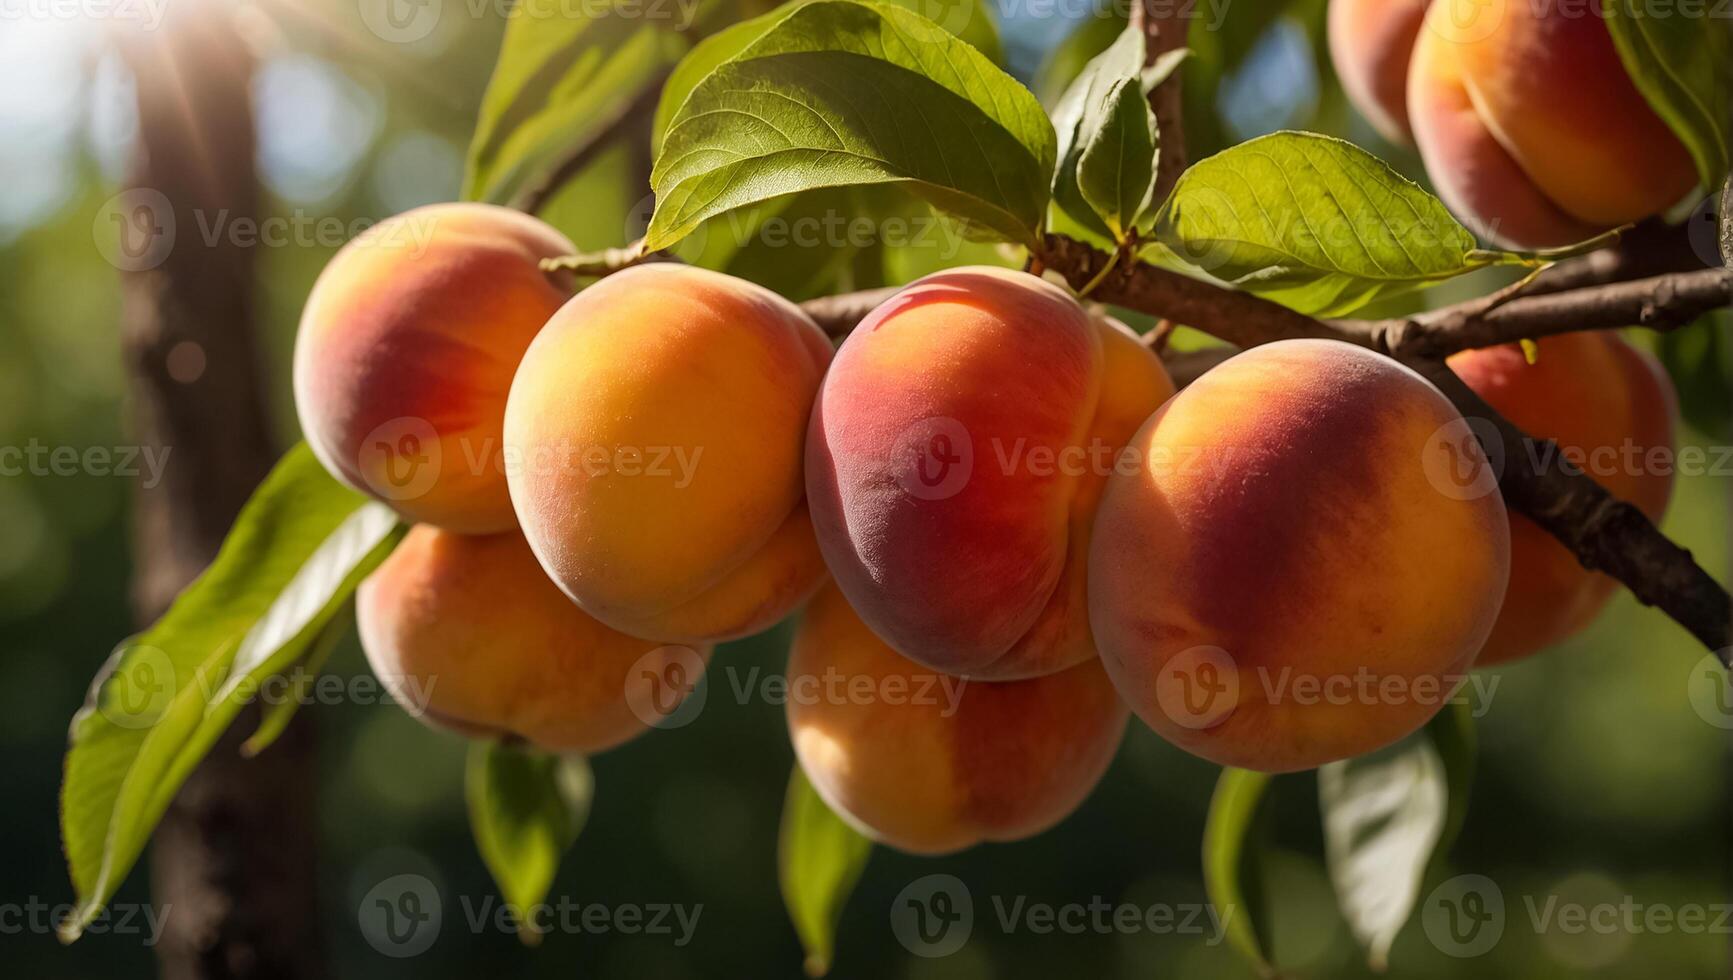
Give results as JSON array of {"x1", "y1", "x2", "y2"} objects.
[
  {"x1": 1328, "y1": 0, "x2": 1430, "y2": 144},
  {"x1": 1089, "y1": 339, "x2": 1510, "y2": 773},
  {"x1": 787, "y1": 584, "x2": 1127, "y2": 855},
  {"x1": 504, "y1": 263, "x2": 833, "y2": 644},
  {"x1": 294, "y1": 202, "x2": 576, "y2": 533},
  {"x1": 805, "y1": 267, "x2": 1175, "y2": 680},
  {"x1": 1407, "y1": 0, "x2": 1696, "y2": 248},
  {"x1": 1449, "y1": 332, "x2": 1676, "y2": 664},
  {"x1": 357, "y1": 525, "x2": 710, "y2": 753}
]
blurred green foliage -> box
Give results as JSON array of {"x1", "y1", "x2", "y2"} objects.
[{"x1": 1, "y1": 3, "x2": 1726, "y2": 978}]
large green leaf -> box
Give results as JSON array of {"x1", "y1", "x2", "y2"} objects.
[
  {"x1": 1603, "y1": 0, "x2": 1731, "y2": 193},
  {"x1": 60, "y1": 445, "x2": 401, "y2": 941},
  {"x1": 1202, "y1": 767, "x2": 1277, "y2": 978},
  {"x1": 648, "y1": 0, "x2": 1055, "y2": 251},
  {"x1": 1318, "y1": 703, "x2": 1476, "y2": 971},
  {"x1": 466, "y1": 741, "x2": 595, "y2": 945},
  {"x1": 779, "y1": 767, "x2": 872, "y2": 977},
  {"x1": 1049, "y1": 25, "x2": 1152, "y2": 243},
  {"x1": 652, "y1": 0, "x2": 1004, "y2": 157},
  {"x1": 464, "y1": 0, "x2": 686, "y2": 206},
  {"x1": 1155, "y1": 131, "x2": 1525, "y2": 316}
]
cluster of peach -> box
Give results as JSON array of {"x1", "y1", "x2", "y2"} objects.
[
  {"x1": 1329, "y1": 0, "x2": 1698, "y2": 247},
  {"x1": 296, "y1": 200, "x2": 1674, "y2": 856}
]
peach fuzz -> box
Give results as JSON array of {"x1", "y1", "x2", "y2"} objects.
[
  {"x1": 1408, "y1": 0, "x2": 1696, "y2": 248},
  {"x1": 504, "y1": 263, "x2": 833, "y2": 644},
  {"x1": 1088, "y1": 339, "x2": 1510, "y2": 773},
  {"x1": 1328, "y1": 0, "x2": 1430, "y2": 144},
  {"x1": 357, "y1": 525, "x2": 710, "y2": 754},
  {"x1": 1449, "y1": 332, "x2": 1676, "y2": 665},
  {"x1": 787, "y1": 584, "x2": 1128, "y2": 855},
  {"x1": 294, "y1": 202, "x2": 576, "y2": 533},
  {"x1": 805, "y1": 267, "x2": 1175, "y2": 681}
]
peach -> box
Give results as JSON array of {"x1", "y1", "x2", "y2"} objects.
[
  {"x1": 1449, "y1": 332, "x2": 1676, "y2": 664},
  {"x1": 294, "y1": 202, "x2": 576, "y2": 533},
  {"x1": 787, "y1": 584, "x2": 1127, "y2": 855},
  {"x1": 1408, "y1": 0, "x2": 1696, "y2": 248},
  {"x1": 504, "y1": 263, "x2": 833, "y2": 644},
  {"x1": 1089, "y1": 339, "x2": 1510, "y2": 773},
  {"x1": 1328, "y1": 0, "x2": 1430, "y2": 144},
  {"x1": 357, "y1": 525, "x2": 710, "y2": 753},
  {"x1": 805, "y1": 267, "x2": 1175, "y2": 680}
]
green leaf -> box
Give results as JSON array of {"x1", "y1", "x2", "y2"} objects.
[
  {"x1": 239, "y1": 607, "x2": 351, "y2": 759},
  {"x1": 1076, "y1": 75, "x2": 1158, "y2": 241},
  {"x1": 1318, "y1": 703, "x2": 1477, "y2": 972},
  {"x1": 1603, "y1": 0, "x2": 1731, "y2": 194},
  {"x1": 1203, "y1": 767, "x2": 1277, "y2": 978},
  {"x1": 652, "y1": 0, "x2": 1005, "y2": 157},
  {"x1": 1155, "y1": 131, "x2": 1526, "y2": 316},
  {"x1": 1049, "y1": 25, "x2": 1144, "y2": 242},
  {"x1": 60, "y1": 445, "x2": 401, "y2": 941},
  {"x1": 780, "y1": 767, "x2": 872, "y2": 977},
  {"x1": 648, "y1": 0, "x2": 1055, "y2": 252},
  {"x1": 466, "y1": 741, "x2": 594, "y2": 945},
  {"x1": 464, "y1": 0, "x2": 686, "y2": 206}
]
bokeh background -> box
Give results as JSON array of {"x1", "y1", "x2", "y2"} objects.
[{"x1": 2, "y1": 0, "x2": 1728, "y2": 977}]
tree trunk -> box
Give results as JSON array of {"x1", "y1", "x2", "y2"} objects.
[{"x1": 118, "y1": 9, "x2": 321, "y2": 980}]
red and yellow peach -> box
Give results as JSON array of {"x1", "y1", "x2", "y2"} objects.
[
  {"x1": 788, "y1": 584, "x2": 1128, "y2": 854},
  {"x1": 357, "y1": 525, "x2": 710, "y2": 753},
  {"x1": 805, "y1": 267, "x2": 1175, "y2": 680},
  {"x1": 294, "y1": 202, "x2": 576, "y2": 533},
  {"x1": 1449, "y1": 332, "x2": 1677, "y2": 664},
  {"x1": 504, "y1": 263, "x2": 833, "y2": 644},
  {"x1": 1088, "y1": 339, "x2": 1510, "y2": 772}
]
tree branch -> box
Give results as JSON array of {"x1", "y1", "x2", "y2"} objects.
[
  {"x1": 1132, "y1": 0, "x2": 1189, "y2": 203},
  {"x1": 805, "y1": 230, "x2": 1733, "y2": 658}
]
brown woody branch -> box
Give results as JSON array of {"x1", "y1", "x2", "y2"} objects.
[
  {"x1": 805, "y1": 230, "x2": 1732, "y2": 659},
  {"x1": 1131, "y1": 0, "x2": 1189, "y2": 204}
]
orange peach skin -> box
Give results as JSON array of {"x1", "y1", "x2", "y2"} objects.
[
  {"x1": 357, "y1": 525, "x2": 711, "y2": 753},
  {"x1": 504, "y1": 263, "x2": 833, "y2": 644},
  {"x1": 294, "y1": 202, "x2": 575, "y2": 533},
  {"x1": 1328, "y1": 0, "x2": 1430, "y2": 144},
  {"x1": 1089, "y1": 340, "x2": 1510, "y2": 773},
  {"x1": 806, "y1": 267, "x2": 1174, "y2": 680},
  {"x1": 1408, "y1": 0, "x2": 1696, "y2": 248},
  {"x1": 1450, "y1": 333, "x2": 1676, "y2": 664},
  {"x1": 788, "y1": 584, "x2": 1128, "y2": 855}
]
